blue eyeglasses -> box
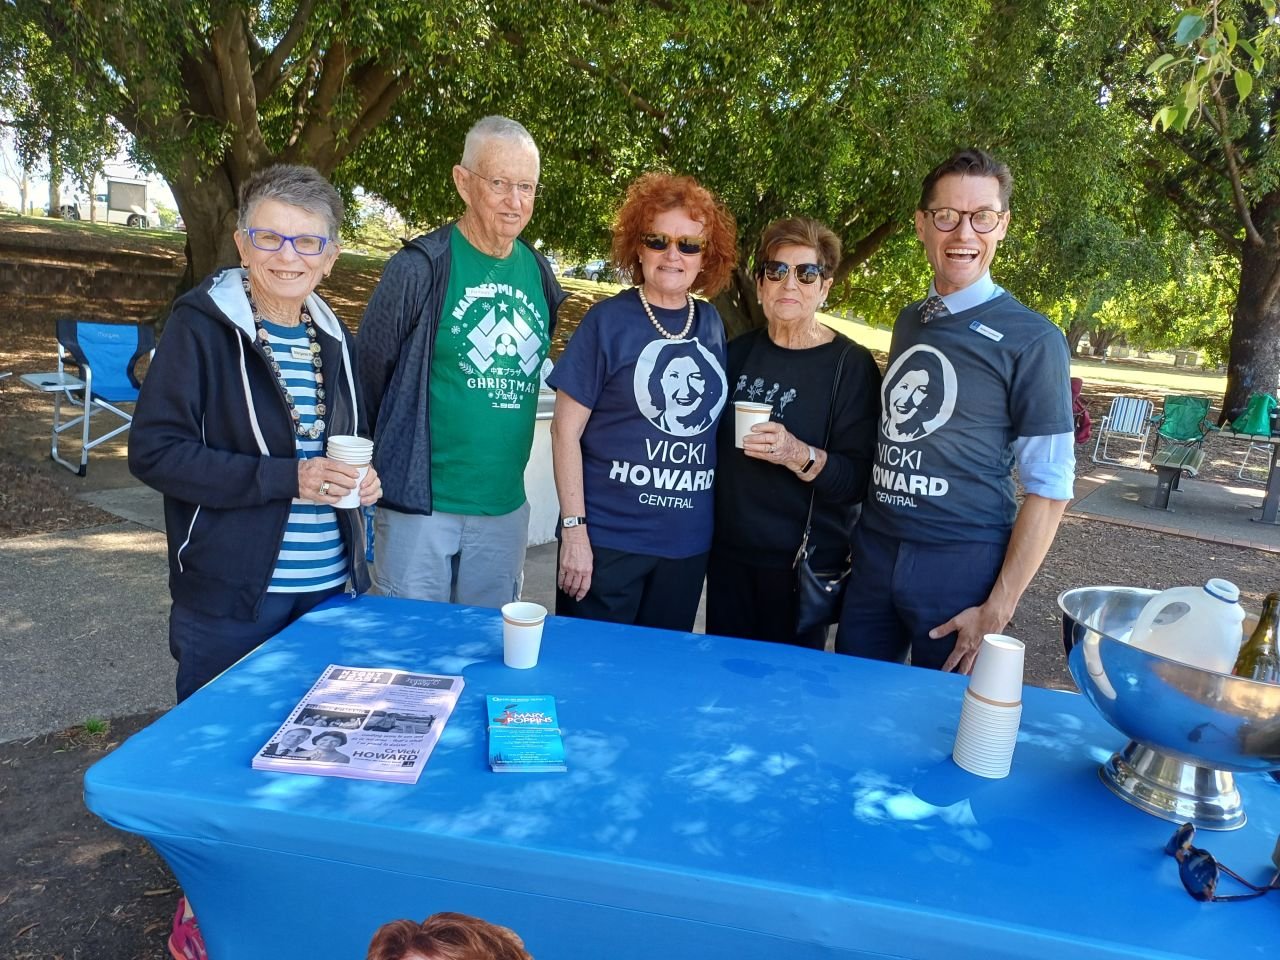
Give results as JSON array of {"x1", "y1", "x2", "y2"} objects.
[{"x1": 245, "y1": 228, "x2": 330, "y2": 256}]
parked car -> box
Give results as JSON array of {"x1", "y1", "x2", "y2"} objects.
[
  {"x1": 51, "y1": 177, "x2": 159, "y2": 228},
  {"x1": 562, "y1": 259, "x2": 613, "y2": 281}
]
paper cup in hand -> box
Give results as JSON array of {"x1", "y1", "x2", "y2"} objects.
[
  {"x1": 502, "y1": 602, "x2": 547, "y2": 669},
  {"x1": 326, "y1": 435, "x2": 374, "y2": 509},
  {"x1": 734, "y1": 402, "x2": 772, "y2": 448},
  {"x1": 967, "y1": 634, "x2": 1025, "y2": 706}
]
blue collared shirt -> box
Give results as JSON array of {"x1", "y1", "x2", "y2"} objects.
[{"x1": 926, "y1": 273, "x2": 1075, "y2": 501}]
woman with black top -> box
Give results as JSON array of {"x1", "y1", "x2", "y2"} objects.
[{"x1": 706, "y1": 217, "x2": 881, "y2": 648}]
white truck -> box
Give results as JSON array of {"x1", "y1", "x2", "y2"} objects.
[{"x1": 55, "y1": 177, "x2": 159, "y2": 228}]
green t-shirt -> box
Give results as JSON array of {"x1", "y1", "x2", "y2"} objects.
[{"x1": 429, "y1": 229, "x2": 550, "y2": 514}]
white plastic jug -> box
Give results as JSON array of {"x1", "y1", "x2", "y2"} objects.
[{"x1": 1127, "y1": 579, "x2": 1246, "y2": 673}]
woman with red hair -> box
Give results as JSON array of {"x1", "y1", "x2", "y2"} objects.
[
  {"x1": 548, "y1": 172, "x2": 737, "y2": 630},
  {"x1": 366, "y1": 912, "x2": 532, "y2": 960}
]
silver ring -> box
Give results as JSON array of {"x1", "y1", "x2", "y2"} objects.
[
  {"x1": 320, "y1": 481, "x2": 330, "y2": 496},
  {"x1": 770, "y1": 444, "x2": 776, "y2": 454}
]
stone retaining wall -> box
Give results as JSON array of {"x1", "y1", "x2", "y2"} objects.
[{"x1": 0, "y1": 237, "x2": 184, "y2": 324}]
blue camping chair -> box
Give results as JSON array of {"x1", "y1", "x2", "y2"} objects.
[{"x1": 20, "y1": 319, "x2": 156, "y2": 476}]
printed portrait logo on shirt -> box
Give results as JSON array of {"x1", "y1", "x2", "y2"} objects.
[
  {"x1": 873, "y1": 345, "x2": 956, "y2": 508},
  {"x1": 450, "y1": 282, "x2": 546, "y2": 409},
  {"x1": 598, "y1": 337, "x2": 726, "y2": 510},
  {"x1": 632, "y1": 338, "x2": 727, "y2": 438}
]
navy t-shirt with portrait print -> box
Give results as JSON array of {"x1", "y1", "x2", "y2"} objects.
[
  {"x1": 863, "y1": 292, "x2": 1072, "y2": 545},
  {"x1": 547, "y1": 287, "x2": 728, "y2": 558}
]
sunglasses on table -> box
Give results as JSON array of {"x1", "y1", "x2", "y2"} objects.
[
  {"x1": 641, "y1": 233, "x2": 705, "y2": 255},
  {"x1": 1164, "y1": 822, "x2": 1280, "y2": 902},
  {"x1": 245, "y1": 228, "x2": 330, "y2": 256},
  {"x1": 758, "y1": 260, "x2": 828, "y2": 285}
]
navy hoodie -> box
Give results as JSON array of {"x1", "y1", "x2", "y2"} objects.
[{"x1": 129, "y1": 268, "x2": 370, "y2": 620}]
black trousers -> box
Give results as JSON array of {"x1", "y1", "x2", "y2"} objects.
[
  {"x1": 834, "y1": 525, "x2": 1006, "y2": 669},
  {"x1": 169, "y1": 585, "x2": 344, "y2": 702},
  {"x1": 705, "y1": 551, "x2": 828, "y2": 650},
  {"x1": 556, "y1": 544, "x2": 707, "y2": 633}
]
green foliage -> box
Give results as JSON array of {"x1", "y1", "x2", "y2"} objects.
[{"x1": 0, "y1": 15, "x2": 120, "y2": 189}]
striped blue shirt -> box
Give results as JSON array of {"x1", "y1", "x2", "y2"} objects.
[{"x1": 261, "y1": 318, "x2": 348, "y2": 593}]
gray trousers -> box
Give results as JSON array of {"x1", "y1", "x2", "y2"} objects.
[{"x1": 371, "y1": 502, "x2": 530, "y2": 608}]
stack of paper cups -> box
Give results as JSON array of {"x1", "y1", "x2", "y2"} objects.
[
  {"x1": 326, "y1": 435, "x2": 374, "y2": 509},
  {"x1": 952, "y1": 633, "x2": 1025, "y2": 779}
]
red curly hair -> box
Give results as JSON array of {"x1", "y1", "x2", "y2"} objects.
[
  {"x1": 366, "y1": 913, "x2": 532, "y2": 960},
  {"x1": 609, "y1": 172, "x2": 737, "y2": 298}
]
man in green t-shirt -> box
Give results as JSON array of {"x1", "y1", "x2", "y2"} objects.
[{"x1": 358, "y1": 116, "x2": 566, "y2": 608}]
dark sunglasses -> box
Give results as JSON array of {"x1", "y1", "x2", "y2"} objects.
[
  {"x1": 641, "y1": 233, "x2": 704, "y2": 255},
  {"x1": 1164, "y1": 822, "x2": 1280, "y2": 902},
  {"x1": 758, "y1": 260, "x2": 827, "y2": 285}
]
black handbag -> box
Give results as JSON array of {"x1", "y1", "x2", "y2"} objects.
[{"x1": 793, "y1": 344, "x2": 853, "y2": 634}]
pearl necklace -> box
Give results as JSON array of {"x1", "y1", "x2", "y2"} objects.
[{"x1": 638, "y1": 286, "x2": 695, "y2": 340}]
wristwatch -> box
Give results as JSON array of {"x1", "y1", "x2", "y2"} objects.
[
  {"x1": 561, "y1": 515, "x2": 588, "y2": 528},
  {"x1": 799, "y1": 445, "x2": 816, "y2": 475}
]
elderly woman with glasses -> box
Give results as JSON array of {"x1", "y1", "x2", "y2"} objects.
[
  {"x1": 706, "y1": 217, "x2": 880, "y2": 649},
  {"x1": 548, "y1": 172, "x2": 736, "y2": 631},
  {"x1": 130, "y1": 164, "x2": 382, "y2": 705}
]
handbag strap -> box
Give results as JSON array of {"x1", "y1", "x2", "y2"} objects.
[{"x1": 796, "y1": 342, "x2": 854, "y2": 566}]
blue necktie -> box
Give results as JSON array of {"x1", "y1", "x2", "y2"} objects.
[{"x1": 920, "y1": 295, "x2": 949, "y2": 324}]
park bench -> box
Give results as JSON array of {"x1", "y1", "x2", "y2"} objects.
[{"x1": 1148, "y1": 444, "x2": 1205, "y2": 510}]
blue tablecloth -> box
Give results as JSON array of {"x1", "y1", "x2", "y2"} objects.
[{"x1": 84, "y1": 596, "x2": 1280, "y2": 959}]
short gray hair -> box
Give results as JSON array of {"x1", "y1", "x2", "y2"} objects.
[
  {"x1": 237, "y1": 164, "x2": 344, "y2": 240},
  {"x1": 461, "y1": 116, "x2": 540, "y2": 170}
]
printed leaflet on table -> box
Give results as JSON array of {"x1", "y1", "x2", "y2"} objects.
[
  {"x1": 252, "y1": 665, "x2": 465, "y2": 783},
  {"x1": 487, "y1": 694, "x2": 567, "y2": 773}
]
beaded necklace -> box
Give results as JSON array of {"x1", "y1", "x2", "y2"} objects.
[
  {"x1": 243, "y1": 278, "x2": 327, "y2": 440},
  {"x1": 638, "y1": 285, "x2": 695, "y2": 340}
]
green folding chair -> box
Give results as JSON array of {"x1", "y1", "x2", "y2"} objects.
[
  {"x1": 1152, "y1": 395, "x2": 1217, "y2": 452},
  {"x1": 1229, "y1": 392, "x2": 1277, "y2": 480},
  {"x1": 1147, "y1": 395, "x2": 1217, "y2": 510}
]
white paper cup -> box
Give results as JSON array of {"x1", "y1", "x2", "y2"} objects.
[
  {"x1": 967, "y1": 634, "x2": 1025, "y2": 706},
  {"x1": 734, "y1": 402, "x2": 773, "y2": 448},
  {"x1": 327, "y1": 435, "x2": 373, "y2": 509},
  {"x1": 502, "y1": 601, "x2": 547, "y2": 669},
  {"x1": 327, "y1": 435, "x2": 373, "y2": 462},
  {"x1": 330, "y1": 466, "x2": 367, "y2": 509},
  {"x1": 953, "y1": 690, "x2": 1021, "y2": 779}
]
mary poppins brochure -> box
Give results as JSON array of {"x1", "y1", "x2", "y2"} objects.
[
  {"x1": 487, "y1": 694, "x2": 567, "y2": 773},
  {"x1": 252, "y1": 665, "x2": 465, "y2": 784}
]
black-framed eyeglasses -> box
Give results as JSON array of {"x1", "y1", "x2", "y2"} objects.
[
  {"x1": 245, "y1": 228, "x2": 330, "y2": 256},
  {"x1": 920, "y1": 207, "x2": 1006, "y2": 234},
  {"x1": 1164, "y1": 822, "x2": 1280, "y2": 902},
  {"x1": 758, "y1": 260, "x2": 827, "y2": 285},
  {"x1": 641, "y1": 233, "x2": 705, "y2": 255},
  {"x1": 463, "y1": 167, "x2": 543, "y2": 198}
]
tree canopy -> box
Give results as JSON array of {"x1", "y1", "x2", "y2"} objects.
[{"x1": 0, "y1": 0, "x2": 1275, "y2": 407}]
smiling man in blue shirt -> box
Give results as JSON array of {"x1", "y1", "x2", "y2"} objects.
[{"x1": 836, "y1": 148, "x2": 1075, "y2": 674}]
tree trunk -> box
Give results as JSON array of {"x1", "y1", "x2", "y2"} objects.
[
  {"x1": 47, "y1": 143, "x2": 61, "y2": 217},
  {"x1": 711, "y1": 264, "x2": 766, "y2": 340},
  {"x1": 1222, "y1": 239, "x2": 1280, "y2": 422},
  {"x1": 1088, "y1": 327, "x2": 1120, "y2": 357},
  {"x1": 1065, "y1": 318, "x2": 1089, "y2": 357},
  {"x1": 158, "y1": 166, "x2": 243, "y2": 332}
]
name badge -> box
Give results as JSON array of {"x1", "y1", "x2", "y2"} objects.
[
  {"x1": 969, "y1": 320, "x2": 1004, "y2": 342},
  {"x1": 290, "y1": 346, "x2": 314, "y2": 362}
]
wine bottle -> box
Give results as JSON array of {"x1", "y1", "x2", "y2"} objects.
[{"x1": 1234, "y1": 592, "x2": 1280, "y2": 682}]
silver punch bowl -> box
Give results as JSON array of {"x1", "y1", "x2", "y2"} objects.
[{"x1": 1059, "y1": 585, "x2": 1280, "y2": 830}]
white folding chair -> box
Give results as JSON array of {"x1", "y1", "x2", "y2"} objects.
[{"x1": 1091, "y1": 396, "x2": 1154, "y2": 467}]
